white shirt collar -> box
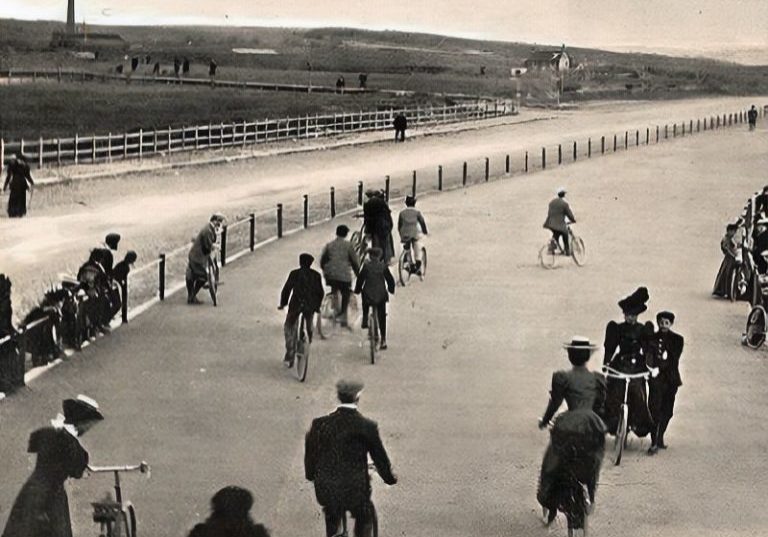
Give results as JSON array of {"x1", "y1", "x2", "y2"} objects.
[
  {"x1": 337, "y1": 403, "x2": 358, "y2": 410},
  {"x1": 51, "y1": 413, "x2": 79, "y2": 437}
]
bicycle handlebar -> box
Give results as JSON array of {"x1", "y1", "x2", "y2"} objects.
[
  {"x1": 602, "y1": 365, "x2": 650, "y2": 379},
  {"x1": 88, "y1": 461, "x2": 150, "y2": 474}
]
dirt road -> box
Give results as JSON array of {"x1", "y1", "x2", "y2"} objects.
[
  {"x1": 1, "y1": 96, "x2": 760, "y2": 313},
  {"x1": 1, "y1": 112, "x2": 767, "y2": 536}
]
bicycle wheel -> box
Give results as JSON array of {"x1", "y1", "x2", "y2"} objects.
[
  {"x1": 317, "y1": 293, "x2": 335, "y2": 340},
  {"x1": 207, "y1": 257, "x2": 218, "y2": 307},
  {"x1": 570, "y1": 236, "x2": 586, "y2": 266},
  {"x1": 419, "y1": 248, "x2": 427, "y2": 280},
  {"x1": 295, "y1": 314, "x2": 309, "y2": 382},
  {"x1": 398, "y1": 250, "x2": 411, "y2": 286},
  {"x1": 745, "y1": 305, "x2": 767, "y2": 349},
  {"x1": 613, "y1": 404, "x2": 629, "y2": 466},
  {"x1": 368, "y1": 311, "x2": 378, "y2": 364},
  {"x1": 539, "y1": 243, "x2": 556, "y2": 269}
]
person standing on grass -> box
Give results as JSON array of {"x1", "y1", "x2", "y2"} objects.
[
  {"x1": 748, "y1": 105, "x2": 758, "y2": 131},
  {"x1": 3, "y1": 154, "x2": 34, "y2": 218},
  {"x1": 363, "y1": 189, "x2": 395, "y2": 264},
  {"x1": 646, "y1": 311, "x2": 684, "y2": 454},
  {"x1": 174, "y1": 57, "x2": 181, "y2": 78},
  {"x1": 320, "y1": 225, "x2": 361, "y2": 328},
  {"x1": 393, "y1": 112, "x2": 407, "y2": 142},
  {"x1": 183, "y1": 57, "x2": 190, "y2": 76},
  {"x1": 209, "y1": 59, "x2": 218, "y2": 86}
]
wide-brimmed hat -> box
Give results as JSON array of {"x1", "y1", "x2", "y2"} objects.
[
  {"x1": 562, "y1": 336, "x2": 599, "y2": 350},
  {"x1": 618, "y1": 286, "x2": 649, "y2": 315},
  {"x1": 62, "y1": 394, "x2": 104, "y2": 424}
]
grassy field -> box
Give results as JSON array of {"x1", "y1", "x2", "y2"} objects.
[{"x1": 1, "y1": 19, "x2": 767, "y2": 139}]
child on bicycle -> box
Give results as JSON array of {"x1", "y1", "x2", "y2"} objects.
[
  {"x1": 278, "y1": 253, "x2": 325, "y2": 367},
  {"x1": 354, "y1": 247, "x2": 396, "y2": 350},
  {"x1": 397, "y1": 196, "x2": 428, "y2": 275}
]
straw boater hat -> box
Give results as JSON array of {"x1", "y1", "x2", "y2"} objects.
[{"x1": 562, "y1": 336, "x2": 599, "y2": 351}]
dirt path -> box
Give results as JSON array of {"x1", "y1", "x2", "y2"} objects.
[{"x1": 1, "y1": 114, "x2": 767, "y2": 536}]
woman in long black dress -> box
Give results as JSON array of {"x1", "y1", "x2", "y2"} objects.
[
  {"x1": 537, "y1": 336, "x2": 607, "y2": 532},
  {"x1": 2, "y1": 395, "x2": 103, "y2": 537},
  {"x1": 3, "y1": 154, "x2": 34, "y2": 218},
  {"x1": 712, "y1": 223, "x2": 741, "y2": 299}
]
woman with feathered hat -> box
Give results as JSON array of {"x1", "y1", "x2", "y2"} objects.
[
  {"x1": 537, "y1": 336, "x2": 606, "y2": 533},
  {"x1": 602, "y1": 287, "x2": 654, "y2": 438}
]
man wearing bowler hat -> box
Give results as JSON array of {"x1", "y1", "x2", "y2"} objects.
[
  {"x1": 647, "y1": 311, "x2": 684, "y2": 454},
  {"x1": 305, "y1": 381, "x2": 397, "y2": 537},
  {"x1": 320, "y1": 225, "x2": 361, "y2": 327}
]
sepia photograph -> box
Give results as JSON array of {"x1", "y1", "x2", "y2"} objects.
[{"x1": 0, "y1": 1, "x2": 767, "y2": 536}]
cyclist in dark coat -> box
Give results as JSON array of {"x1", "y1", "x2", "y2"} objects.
[
  {"x1": 543, "y1": 187, "x2": 576, "y2": 255},
  {"x1": 354, "y1": 247, "x2": 395, "y2": 350},
  {"x1": 279, "y1": 253, "x2": 324, "y2": 366},
  {"x1": 2, "y1": 396, "x2": 103, "y2": 537},
  {"x1": 647, "y1": 311, "x2": 684, "y2": 454},
  {"x1": 362, "y1": 190, "x2": 395, "y2": 264},
  {"x1": 305, "y1": 380, "x2": 397, "y2": 537},
  {"x1": 603, "y1": 286, "x2": 654, "y2": 438},
  {"x1": 538, "y1": 337, "x2": 606, "y2": 528}
]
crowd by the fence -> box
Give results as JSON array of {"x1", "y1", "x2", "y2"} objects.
[{"x1": 0, "y1": 104, "x2": 759, "y2": 397}]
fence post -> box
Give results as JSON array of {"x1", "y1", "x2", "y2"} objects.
[
  {"x1": 438, "y1": 165, "x2": 443, "y2": 190},
  {"x1": 0, "y1": 138, "x2": 4, "y2": 170},
  {"x1": 682, "y1": 122, "x2": 685, "y2": 136},
  {"x1": 557, "y1": 144, "x2": 562, "y2": 165},
  {"x1": 277, "y1": 204, "x2": 283, "y2": 238},
  {"x1": 484, "y1": 158, "x2": 489, "y2": 181},
  {"x1": 542, "y1": 147, "x2": 547, "y2": 169},
  {"x1": 139, "y1": 129, "x2": 143, "y2": 160},
  {"x1": 357, "y1": 181, "x2": 364, "y2": 206},
  {"x1": 716, "y1": 116, "x2": 720, "y2": 128},
  {"x1": 697, "y1": 119, "x2": 701, "y2": 132},
  {"x1": 250, "y1": 213, "x2": 256, "y2": 250},
  {"x1": 153, "y1": 128, "x2": 158, "y2": 153},
  {"x1": 385, "y1": 176, "x2": 390, "y2": 202},
  {"x1": 220, "y1": 225, "x2": 228, "y2": 266},
  {"x1": 158, "y1": 254, "x2": 166, "y2": 301},
  {"x1": 664, "y1": 125, "x2": 668, "y2": 139},
  {"x1": 462, "y1": 162, "x2": 468, "y2": 185},
  {"x1": 646, "y1": 128, "x2": 650, "y2": 144},
  {"x1": 613, "y1": 135, "x2": 617, "y2": 152},
  {"x1": 656, "y1": 125, "x2": 660, "y2": 142},
  {"x1": 601, "y1": 136, "x2": 605, "y2": 154},
  {"x1": 121, "y1": 280, "x2": 128, "y2": 324},
  {"x1": 689, "y1": 119, "x2": 693, "y2": 132},
  {"x1": 573, "y1": 141, "x2": 577, "y2": 161},
  {"x1": 39, "y1": 137, "x2": 44, "y2": 168},
  {"x1": 525, "y1": 151, "x2": 529, "y2": 172},
  {"x1": 588, "y1": 138, "x2": 591, "y2": 158},
  {"x1": 624, "y1": 131, "x2": 628, "y2": 149},
  {"x1": 635, "y1": 130, "x2": 639, "y2": 146},
  {"x1": 91, "y1": 135, "x2": 96, "y2": 162},
  {"x1": 412, "y1": 170, "x2": 417, "y2": 196},
  {"x1": 73, "y1": 134, "x2": 78, "y2": 164},
  {"x1": 123, "y1": 132, "x2": 128, "y2": 158},
  {"x1": 505, "y1": 154, "x2": 510, "y2": 174},
  {"x1": 673, "y1": 124, "x2": 676, "y2": 137},
  {"x1": 195, "y1": 126, "x2": 199, "y2": 149},
  {"x1": 303, "y1": 195, "x2": 309, "y2": 229}
]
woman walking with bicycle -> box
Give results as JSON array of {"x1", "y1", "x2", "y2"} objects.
[
  {"x1": 543, "y1": 187, "x2": 576, "y2": 255},
  {"x1": 3, "y1": 395, "x2": 103, "y2": 537},
  {"x1": 354, "y1": 248, "x2": 395, "y2": 350},
  {"x1": 537, "y1": 337, "x2": 607, "y2": 534}
]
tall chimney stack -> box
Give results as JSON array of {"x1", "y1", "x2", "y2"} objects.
[{"x1": 66, "y1": 0, "x2": 75, "y2": 33}]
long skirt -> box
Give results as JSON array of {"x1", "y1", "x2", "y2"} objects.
[
  {"x1": 603, "y1": 377, "x2": 653, "y2": 437},
  {"x1": 2, "y1": 475, "x2": 73, "y2": 537},
  {"x1": 7, "y1": 185, "x2": 27, "y2": 218},
  {"x1": 712, "y1": 255, "x2": 737, "y2": 298}
]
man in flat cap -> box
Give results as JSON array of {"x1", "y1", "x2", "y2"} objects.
[
  {"x1": 278, "y1": 253, "x2": 325, "y2": 367},
  {"x1": 543, "y1": 187, "x2": 576, "y2": 256},
  {"x1": 320, "y1": 225, "x2": 361, "y2": 327},
  {"x1": 305, "y1": 381, "x2": 397, "y2": 537},
  {"x1": 646, "y1": 311, "x2": 684, "y2": 454},
  {"x1": 186, "y1": 214, "x2": 225, "y2": 304}
]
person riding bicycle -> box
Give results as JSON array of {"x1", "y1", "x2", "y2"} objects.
[
  {"x1": 304, "y1": 380, "x2": 397, "y2": 537},
  {"x1": 543, "y1": 187, "x2": 576, "y2": 256},
  {"x1": 320, "y1": 225, "x2": 361, "y2": 328},
  {"x1": 537, "y1": 337, "x2": 607, "y2": 531},
  {"x1": 363, "y1": 189, "x2": 395, "y2": 264},
  {"x1": 354, "y1": 247, "x2": 395, "y2": 350},
  {"x1": 186, "y1": 213, "x2": 225, "y2": 304},
  {"x1": 278, "y1": 253, "x2": 325, "y2": 367},
  {"x1": 3, "y1": 395, "x2": 104, "y2": 537},
  {"x1": 602, "y1": 287, "x2": 655, "y2": 438},
  {"x1": 397, "y1": 196, "x2": 428, "y2": 275}
]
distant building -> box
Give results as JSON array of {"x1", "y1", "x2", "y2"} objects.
[
  {"x1": 50, "y1": 0, "x2": 127, "y2": 50},
  {"x1": 524, "y1": 45, "x2": 571, "y2": 73}
]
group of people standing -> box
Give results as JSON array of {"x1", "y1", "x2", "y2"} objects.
[{"x1": 537, "y1": 286, "x2": 684, "y2": 533}]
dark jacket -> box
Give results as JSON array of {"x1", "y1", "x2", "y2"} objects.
[
  {"x1": 647, "y1": 329, "x2": 684, "y2": 387},
  {"x1": 354, "y1": 259, "x2": 395, "y2": 304},
  {"x1": 543, "y1": 197, "x2": 576, "y2": 234},
  {"x1": 748, "y1": 108, "x2": 758, "y2": 124},
  {"x1": 603, "y1": 320, "x2": 654, "y2": 373},
  {"x1": 305, "y1": 407, "x2": 396, "y2": 510},
  {"x1": 393, "y1": 114, "x2": 407, "y2": 131},
  {"x1": 363, "y1": 197, "x2": 393, "y2": 237},
  {"x1": 541, "y1": 368, "x2": 607, "y2": 426},
  {"x1": 280, "y1": 267, "x2": 324, "y2": 313},
  {"x1": 89, "y1": 248, "x2": 115, "y2": 276}
]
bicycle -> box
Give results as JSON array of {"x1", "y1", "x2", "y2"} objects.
[
  {"x1": 204, "y1": 251, "x2": 220, "y2": 307},
  {"x1": 350, "y1": 214, "x2": 371, "y2": 260},
  {"x1": 602, "y1": 365, "x2": 650, "y2": 466},
  {"x1": 317, "y1": 289, "x2": 358, "y2": 339},
  {"x1": 293, "y1": 311, "x2": 311, "y2": 382},
  {"x1": 539, "y1": 224, "x2": 586, "y2": 269},
  {"x1": 367, "y1": 307, "x2": 380, "y2": 364},
  {"x1": 89, "y1": 461, "x2": 150, "y2": 537},
  {"x1": 398, "y1": 239, "x2": 427, "y2": 286},
  {"x1": 332, "y1": 464, "x2": 380, "y2": 537}
]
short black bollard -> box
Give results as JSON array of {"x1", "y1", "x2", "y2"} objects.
[
  {"x1": 385, "y1": 176, "x2": 390, "y2": 201},
  {"x1": 412, "y1": 170, "x2": 417, "y2": 197},
  {"x1": 250, "y1": 213, "x2": 256, "y2": 250},
  {"x1": 505, "y1": 155, "x2": 510, "y2": 174},
  {"x1": 438, "y1": 165, "x2": 443, "y2": 191},
  {"x1": 635, "y1": 130, "x2": 639, "y2": 146},
  {"x1": 613, "y1": 135, "x2": 617, "y2": 152},
  {"x1": 221, "y1": 225, "x2": 228, "y2": 266},
  {"x1": 601, "y1": 136, "x2": 605, "y2": 154},
  {"x1": 673, "y1": 124, "x2": 676, "y2": 137},
  {"x1": 357, "y1": 181, "x2": 363, "y2": 205},
  {"x1": 588, "y1": 138, "x2": 592, "y2": 158},
  {"x1": 573, "y1": 141, "x2": 577, "y2": 161},
  {"x1": 121, "y1": 281, "x2": 129, "y2": 324},
  {"x1": 698, "y1": 119, "x2": 701, "y2": 132},
  {"x1": 303, "y1": 195, "x2": 309, "y2": 229},
  {"x1": 330, "y1": 188, "x2": 336, "y2": 219},
  {"x1": 462, "y1": 162, "x2": 468, "y2": 186},
  {"x1": 624, "y1": 131, "x2": 628, "y2": 149},
  {"x1": 484, "y1": 157, "x2": 489, "y2": 181},
  {"x1": 558, "y1": 144, "x2": 562, "y2": 165},
  {"x1": 656, "y1": 125, "x2": 660, "y2": 142},
  {"x1": 682, "y1": 123, "x2": 685, "y2": 136},
  {"x1": 525, "y1": 151, "x2": 529, "y2": 172},
  {"x1": 664, "y1": 125, "x2": 668, "y2": 139},
  {"x1": 159, "y1": 253, "x2": 166, "y2": 301},
  {"x1": 689, "y1": 119, "x2": 693, "y2": 132},
  {"x1": 277, "y1": 203, "x2": 283, "y2": 238},
  {"x1": 646, "y1": 128, "x2": 649, "y2": 144},
  {"x1": 542, "y1": 147, "x2": 547, "y2": 169}
]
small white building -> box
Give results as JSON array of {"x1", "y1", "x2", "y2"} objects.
[{"x1": 524, "y1": 45, "x2": 571, "y2": 73}]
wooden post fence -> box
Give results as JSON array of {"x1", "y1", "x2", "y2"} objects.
[
  {"x1": 158, "y1": 254, "x2": 166, "y2": 301},
  {"x1": 542, "y1": 147, "x2": 547, "y2": 169},
  {"x1": 220, "y1": 225, "x2": 228, "y2": 266},
  {"x1": 385, "y1": 176, "x2": 390, "y2": 201},
  {"x1": 412, "y1": 170, "x2": 417, "y2": 196},
  {"x1": 484, "y1": 158, "x2": 489, "y2": 181},
  {"x1": 277, "y1": 204, "x2": 283, "y2": 238},
  {"x1": 249, "y1": 213, "x2": 256, "y2": 250}
]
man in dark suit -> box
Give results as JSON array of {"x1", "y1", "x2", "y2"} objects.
[
  {"x1": 753, "y1": 185, "x2": 768, "y2": 223},
  {"x1": 748, "y1": 105, "x2": 758, "y2": 131},
  {"x1": 305, "y1": 380, "x2": 397, "y2": 537},
  {"x1": 278, "y1": 253, "x2": 324, "y2": 367},
  {"x1": 543, "y1": 187, "x2": 576, "y2": 255},
  {"x1": 647, "y1": 311, "x2": 684, "y2": 454}
]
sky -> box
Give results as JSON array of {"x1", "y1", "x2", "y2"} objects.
[{"x1": 1, "y1": 0, "x2": 767, "y2": 52}]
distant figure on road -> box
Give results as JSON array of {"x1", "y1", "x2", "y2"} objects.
[
  {"x1": 358, "y1": 72, "x2": 368, "y2": 89},
  {"x1": 152, "y1": 61, "x2": 161, "y2": 76},
  {"x1": 174, "y1": 57, "x2": 181, "y2": 78},
  {"x1": 335, "y1": 76, "x2": 345, "y2": 93},
  {"x1": 209, "y1": 59, "x2": 218, "y2": 86},
  {"x1": 393, "y1": 113, "x2": 407, "y2": 142},
  {"x1": 187, "y1": 486, "x2": 271, "y2": 537},
  {"x1": 543, "y1": 187, "x2": 576, "y2": 255},
  {"x1": 3, "y1": 154, "x2": 34, "y2": 218},
  {"x1": 647, "y1": 311, "x2": 684, "y2": 454},
  {"x1": 305, "y1": 380, "x2": 397, "y2": 537},
  {"x1": 131, "y1": 56, "x2": 139, "y2": 72},
  {"x1": 748, "y1": 105, "x2": 758, "y2": 131},
  {"x1": 183, "y1": 57, "x2": 190, "y2": 75}
]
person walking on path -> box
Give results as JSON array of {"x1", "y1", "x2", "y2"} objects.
[
  {"x1": 393, "y1": 113, "x2": 407, "y2": 142},
  {"x1": 543, "y1": 187, "x2": 576, "y2": 255},
  {"x1": 748, "y1": 105, "x2": 758, "y2": 131},
  {"x1": 320, "y1": 225, "x2": 361, "y2": 327},
  {"x1": 305, "y1": 380, "x2": 397, "y2": 537},
  {"x1": 186, "y1": 213, "x2": 225, "y2": 304},
  {"x1": 2, "y1": 395, "x2": 103, "y2": 537},
  {"x1": 712, "y1": 222, "x2": 741, "y2": 299},
  {"x1": 3, "y1": 154, "x2": 34, "y2": 218},
  {"x1": 646, "y1": 311, "x2": 684, "y2": 454}
]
